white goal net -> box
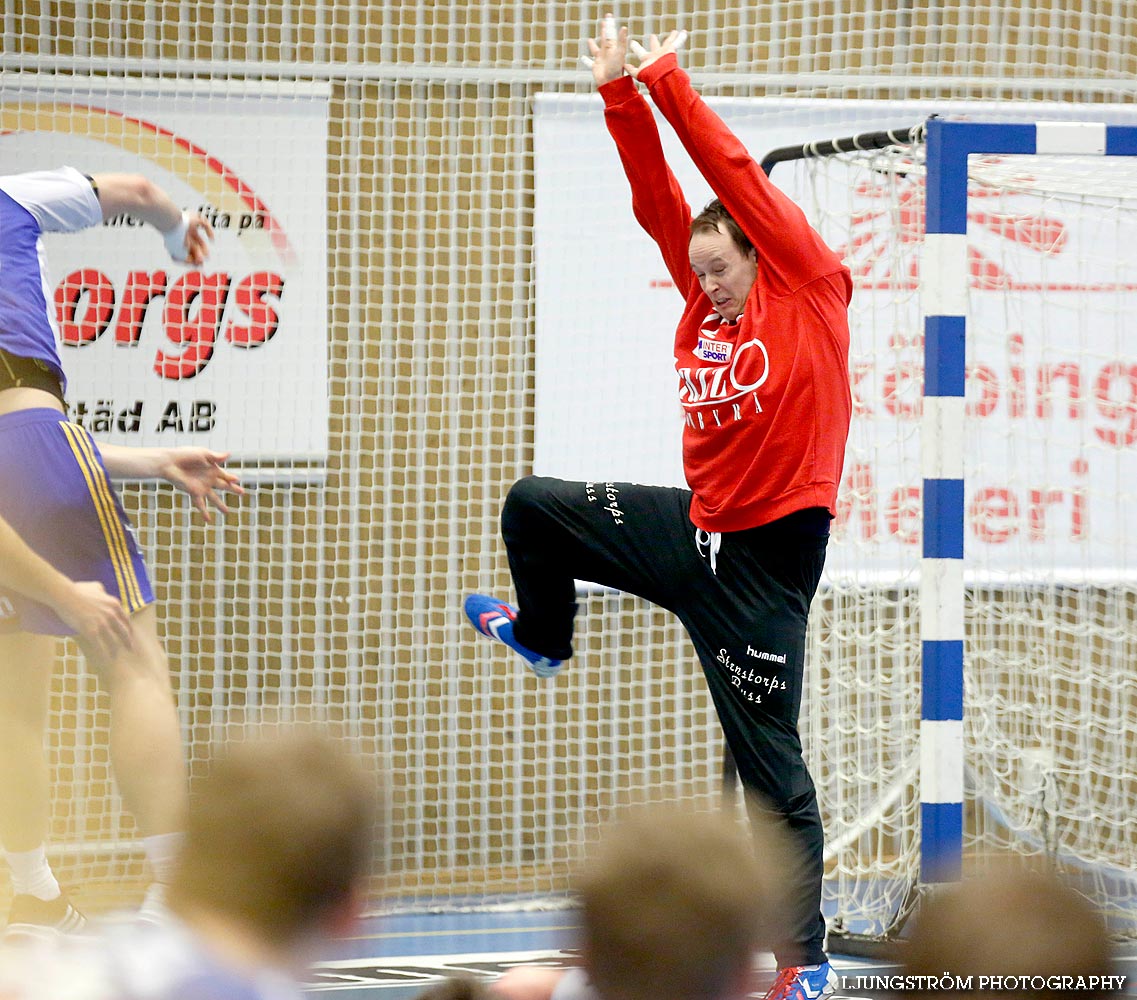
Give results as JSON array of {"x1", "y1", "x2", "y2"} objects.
[{"x1": 793, "y1": 133, "x2": 1137, "y2": 940}]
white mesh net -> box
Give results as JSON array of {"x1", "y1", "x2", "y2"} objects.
[
  {"x1": 1, "y1": 2, "x2": 1135, "y2": 935},
  {"x1": 792, "y1": 137, "x2": 1137, "y2": 939}
]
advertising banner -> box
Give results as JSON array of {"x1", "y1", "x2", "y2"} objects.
[
  {"x1": 1, "y1": 79, "x2": 329, "y2": 462},
  {"x1": 534, "y1": 95, "x2": 1137, "y2": 580}
]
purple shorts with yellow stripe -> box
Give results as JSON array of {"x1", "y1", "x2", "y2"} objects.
[{"x1": 0, "y1": 407, "x2": 153, "y2": 636}]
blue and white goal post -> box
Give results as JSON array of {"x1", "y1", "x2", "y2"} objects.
[
  {"x1": 919, "y1": 117, "x2": 1137, "y2": 886},
  {"x1": 761, "y1": 114, "x2": 1137, "y2": 949}
]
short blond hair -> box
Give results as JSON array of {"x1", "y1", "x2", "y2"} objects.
[
  {"x1": 167, "y1": 730, "x2": 380, "y2": 942},
  {"x1": 905, "y1": 863, "x2": 1116, "y2": 998},
  {"x1": 577, "y1": 801, "x2": 791, "y2": 1000}
]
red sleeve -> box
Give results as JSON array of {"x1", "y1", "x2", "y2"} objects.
[
  {"x1": 637, "y1": 55, "x2": 846, "y2": 295},
  {"x1": 600, "y1": 74, "x2": 693, "y2": 297}
]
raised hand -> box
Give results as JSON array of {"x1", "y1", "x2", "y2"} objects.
[
  {"x1": 164, "y1": 212, "x2": 216, "y2": 266},
  {"x1": 583, "y1": 12, "x2": 628, "y2": 87},
  {"x1": 625, "y1": 27, "x2": 689, "y2": 78},
  {"x1": 182, "y1": 213, "x2": 215, "y2": 266}
]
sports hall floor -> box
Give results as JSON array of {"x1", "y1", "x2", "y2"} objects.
[{"x1": 308, "y1": 908, "x2": 1137, "y2": 1000}]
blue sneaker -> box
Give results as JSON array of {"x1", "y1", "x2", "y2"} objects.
[
  {"x1": 761, "y1": 963, "x2": 838, "y2": 1000},
  {"x1": 464, "y1": 594, "x2": 563, "y2": 679}
]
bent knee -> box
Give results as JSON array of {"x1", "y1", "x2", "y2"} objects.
[
  {"x1": 503, "y1": 475, "x2": 551, "y2": 512},
  {"x1": 501, "y1": 475, "x2": 559, "y2": 533}
]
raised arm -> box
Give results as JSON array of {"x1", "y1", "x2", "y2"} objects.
[
  {"x1": 90, "y1": 173, "x2": 215, "y2": 265},
  {"x1": 629, "y1": 39, "x2": 846, "y2": 293},
  {"x1": 587, "y1": 15, "x2": 695, "y2": 297}
]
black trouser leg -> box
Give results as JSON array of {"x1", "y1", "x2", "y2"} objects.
[
  {"x1": 500, "y1": 475, "x2": 829, "y2": 965},
  {"x1": 672, "y1": 520, "x2": 831, "y2": 968},
  {"x1": 746, "y1": 781, "x2": 828, "y2": 967},
  {"x1": 500, "y1": 476, "x2": 697, "y2": 660}
]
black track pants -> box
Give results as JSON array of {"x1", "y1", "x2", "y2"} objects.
[{"x1": 501, "y1": 475, "x2": 830, "y2": 967}]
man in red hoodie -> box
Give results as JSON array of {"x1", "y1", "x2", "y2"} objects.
[{"x1": 466, "y1": 17, "x2": 851, "y2": 999}]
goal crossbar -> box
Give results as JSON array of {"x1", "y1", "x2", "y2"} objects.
[{"x1": 759, "y1": 122, "x2": 926, "y2": 177}]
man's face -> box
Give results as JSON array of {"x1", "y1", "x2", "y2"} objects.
[{"x1": 688, "y1": 225, "x2": 758, "y2": 324}]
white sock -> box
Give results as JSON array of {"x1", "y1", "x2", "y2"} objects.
[
  {"x1": 141, "y1": 832, "x2": 184, "y2": 886},
  {"x1": 5, "y1": 845, "x2": 61, "y2": 901}
]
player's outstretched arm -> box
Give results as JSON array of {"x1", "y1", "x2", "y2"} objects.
[
  {"x1": 627, "y1": 34, "x2": 842, "y2": 290},
  {"x1": 0, "y1": 514, "x2": 132, "y2": 661},
  {"x1": 89, "y1": 172, "x2": 215, "y2": 265},
  {"x1": 585, "y1": 12, "x2": 695, "y2": 296},
  {"x1": 96, "y1": 443, "x2": 244, "y2": 523}
]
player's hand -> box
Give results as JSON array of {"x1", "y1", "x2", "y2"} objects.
[
  {"x1": 159, "y1": 447, "x2": 244, "y2": 522},
  {"x1": 625, "y1": 27, "x2": 689, "y2": 79},
  {"x1": 583, "y1": 13, "x2": 628, "y2": 86},
  {"x1": 185, "y1": 213, "x2": 214, "y2": 265},
  {"x1": 164, "y1": 212, "x2": 215, "y2": 266},
  {"x1": 58, "y1": 581, "x2": 133, "y2": 664}
]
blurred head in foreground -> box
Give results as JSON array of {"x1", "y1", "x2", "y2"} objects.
[
  {"x1": 0, "y1": 729, "x2": 382, "y2": 1000},
  {"x1": 494, "y1": 797, "x2": 794, "y2": 1000},
  {"x1": 903, "y1": 863, "x2": 1119, "y2": 999},
  {"x1": 167, "y1": 729, "x2": 380, "y2": 968}
]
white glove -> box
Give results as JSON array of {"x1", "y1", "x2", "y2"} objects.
[{"x1": 162, "y1": 212, "x2": 191, "y2": 263}]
